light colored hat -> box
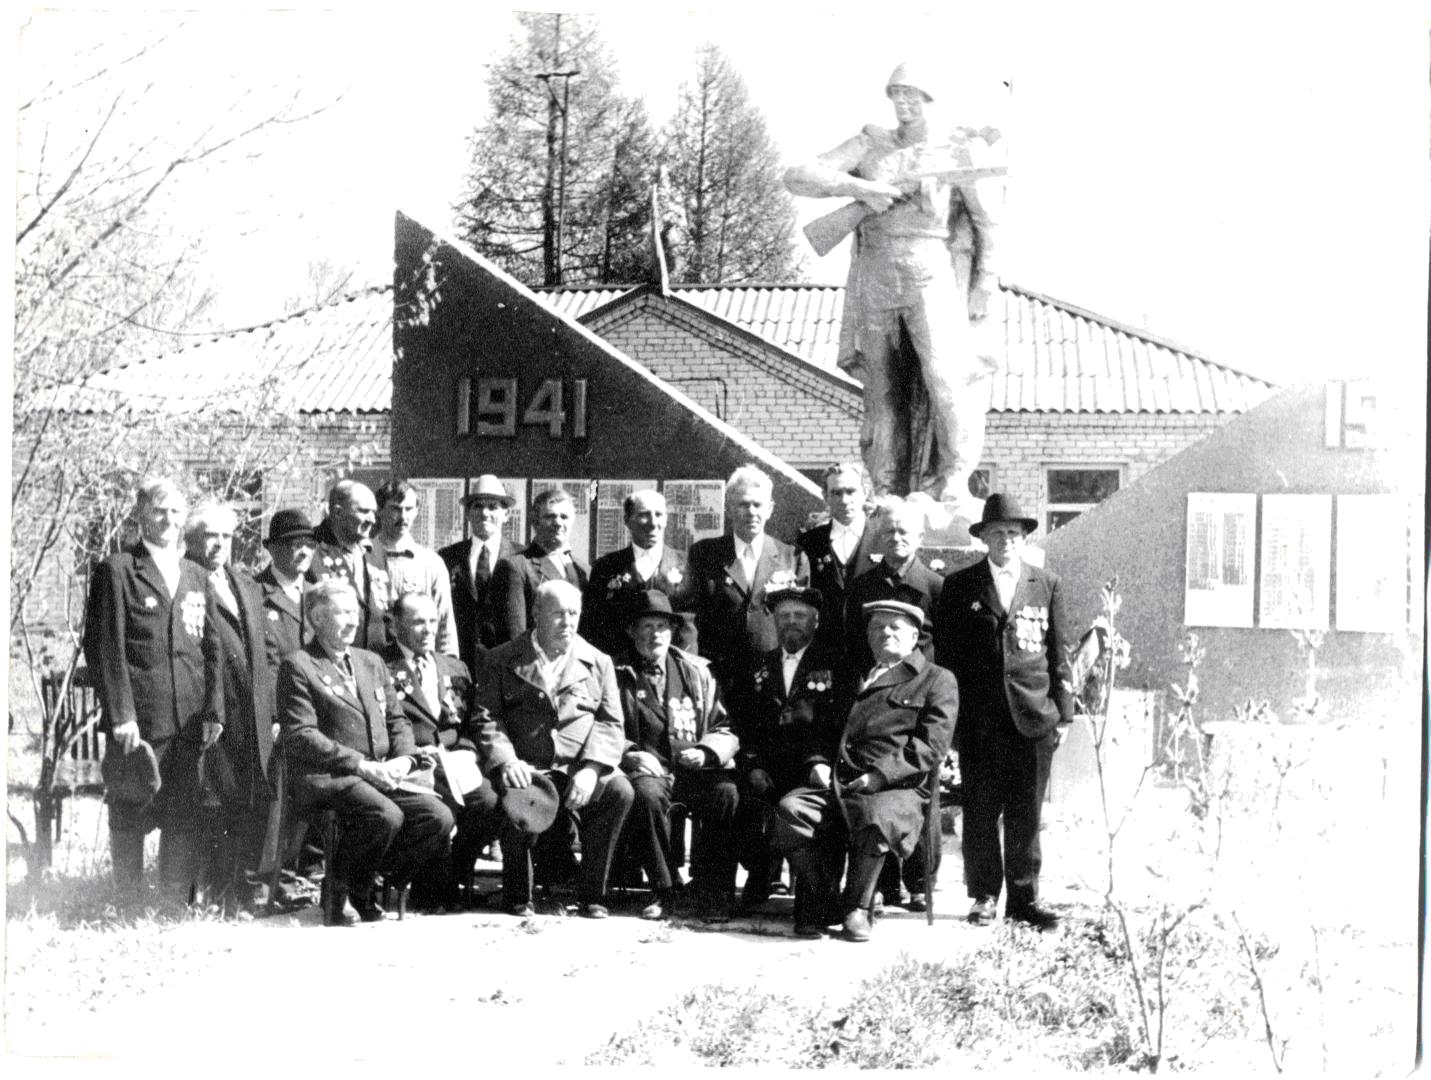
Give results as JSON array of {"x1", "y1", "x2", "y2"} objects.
[
  {"x1": 862, "y1": 598, "x2": 925, "y2": 628},
  {"x1": 886, "y1": 62, "x2": 935, "y2": 102},
  {"x1": 462, "y1": 475, "x2": 516, "y2": 508}
]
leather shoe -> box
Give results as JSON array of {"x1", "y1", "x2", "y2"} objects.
[
  {"x1": 793, "y1": 919, "x2": 826, "y2": 938},
  {"x1": 968, "y1": 897, "x2": 998, "y2": 926},
  {"x1": 578, "y1": 902, "x2": 610, "y2": 920},
  {"x1": 907, "y1": 892, "x2": 928, "y2": 913},
  {"x1": 353, "y1": 897, "x2": 386, "y2": 923},
  {"x1": 841, "y1": 908, "x2": 872, "y2": 943},
  {"x1": 1006, "y1": 902, "x2": 1059, "y2": 931},
  {"x1": 740, "y1": 882, "x2": 771, "y2": 910}
]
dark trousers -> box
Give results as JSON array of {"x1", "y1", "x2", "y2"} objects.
[
  {"x1": 107, "y1": 734, "x2": 204, "y2": 895},
  {"x1": 205, "y1": 799, "x2": 271, "y2": 906},
  {"x1": 301, "y1": 777, "x2": 455, "y2": 901},
  {"x1": 627, "y1": 770, "x2": 739, "y2": 895},
  {"x1": 877, "y1": 834, "x2": 941, "y2": 899},
  {"x1": 959, "y1": 716, "x2": 1056, "y2": 908},
  {"x1": 446, "y1": 780, "x2": 502, "y2": 893},
  {"x1": 497, "y1": 769, "x2": 634, "y2": 906},
  {"x1": 771, "y1": 785, "x2": 851, "y2": 920}
]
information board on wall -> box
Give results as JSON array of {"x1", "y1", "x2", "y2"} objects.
[
  {"x1": 1334, "y1": 494, "x2": 1407, "y2": 632},
  {"x1": 1258, "y1": 494, "x2": 1331, "y2": 630},
  {"x1": 1183, "y1": 493, "x2": 1256, "y2": 627},
  {"x1": 663, "y1": 480, "x2": 726, "y2": 554},
  {"x1": 594, "y1": 480, "x2": 657, "y2": 560},
  {"x1": 409, "y1": 479, "x2": 466, "y2": 551},
  {"x1": 531, "y1": 478, "x2": 596, "y2": 565}
]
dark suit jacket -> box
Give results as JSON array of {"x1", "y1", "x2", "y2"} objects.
[
  {"x1": 844, "y1": 556, "x2": 944, "y2": 673},
  {"x1": 934, "y1": 559, "x2": 1074, "y2": 744},
  {"x1": 306, "y1": 519, "x2": 390, "y2": 652},
  {"x1": 614, "y1": 646, "x2": 736, "y2": 772},
  {"x1": 687, "y1": 533, "x2": 810, "y2": 684},
  {"x1": 836, "y1": 651, "x2": 958, "y2": 856},
  {"x1": 472, "y1": 633, "x2": 624, "y2": 775},
  {"x1": 203, "y1": 563, "x2": 277, "y2": 804},
  {"x1": 278, "y1": 640, "x2": 417, "y2": 797},
  {"x1": 381, "y1": 644, "x2": 477, "y2": 753},
  {"x1": 796, "y1": 519, "x2": 879, "y2": 657},
  {"x1": 438, "y1": 536, "x2": 514, "y2": 671},
  {"x1": 581, "y1": 544, "x2": 697, "y2": 658},
  {"x1": 256, "y1": 564, "x2": 307, "y2": 670},
  {"x1": 491, "y1": 543, "x2": 590, "y2": 645},
  {"x1": 738, "y1": 642, "x2": 850, "y2": 793}
]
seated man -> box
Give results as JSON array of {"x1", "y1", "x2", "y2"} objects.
[
  {"x1": 614, "y1": 591, "x2": 738, "y2": 921},
  {"x1": 279, "y1": 580, "x2": 454, "y2": 925},
  {"x1": 382, "y1": 592, "x2": 501, "y2": 909},
  {"x1": 733, "y1": 584, "x2": 850, "y2": 910},
  {"x1": 473, "y1": 580, "x2": 634, "y2": 918},
  {"x1": 773, "y1": 600, "x2": 957, "y2": 941}
]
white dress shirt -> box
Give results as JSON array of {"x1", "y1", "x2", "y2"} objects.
[
  {"x1": 781, "y1": 644, "x2": 808, "y2": 695},
  {"x1": 830, "y1": 517, "x2": 864, "y2": 564},
  {"x1": 142, "y1": 540, "x2": 183, "y2": 597},
  {"x1": 398, "y1": 641, "x2": 439, "y2": 706},
  {"x1": 531, "y1": 633, "x2": 571, "y2": 695},
  {"x1": 468, "y1": 535, "x2": 501, "y2": 579},
  {"x1": 632, "y1": 543, "x2": 664, "y2": 582},
  {"x1": 990, "y1": 556, "x2": 1021, "y2": 612},
  {"x1": 737, "y1": 533, "x2": 764, "y2": 584}
]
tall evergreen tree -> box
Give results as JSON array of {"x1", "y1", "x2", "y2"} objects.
[
  {"x1": 453, "y1": 13, "x2": 657, "y2": 286},
  {"x1": 661, "y1": 44, "x2": 802, "y2": 284}
]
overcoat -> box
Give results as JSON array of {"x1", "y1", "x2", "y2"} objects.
[
  {"x1": 687, "y1": 533, "x2": 809, "y2": 682},
  {"x1": 614, "y1": 647, "x2": 736, "y2": 772},
  {"x1": 490, "y1": 543, "x2": 590, "y2": 645},
  {"x1": 582, "y1": 545, "x2": 697, "y2": 658},
  {"x1": 204, "y1": 563, "x2": 277, "y2": 804},
  {"x1": 255, "y1": 564, "x2": 307, "y2": 670},
  {"x1": 438, "y1": 536, "x2": 514, "y2": 670}
]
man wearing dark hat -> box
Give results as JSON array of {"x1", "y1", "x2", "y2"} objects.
[
  {"x1": 733, "y1": 583, "x2": 851, "y2": 910},
  {"x1": 308, "y1": 479, "x2": 390, "y2": 651},
  {"x1": 257, "y1": 508, "x2": 317, "y2": 667},
  {"x1": 934, "y1": 494, "x2": 1073, "y2": 930},
  {"x1": 472, "y1": 580, "x2": 633, "y2": 918},
  {"x1": 774, "y1": 599, "x2": 957, "y2": 941},
  {"x1": 613, "y1": 591, "x2": 738, "y2": 921},
  {"x1": 438, "y1": 475, "x2": 516, "y2": 672},
  {"x1": 491, "y1": 487, "x2": 591, "y2": 645}
]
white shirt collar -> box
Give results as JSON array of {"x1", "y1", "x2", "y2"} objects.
[
  {"x1": 737, "y1": 533, "x2": 764, "y2": 561},
  {"x1": 142, "y1": 540, "x2": 181, "y2": 565},
  {"x1": 989, "y1": 556, "x2": 1021, "y2": 578},
  {"x1": 830, "y1": 516, "x2": 863, "y2": 541},
  {"x1": 270, "y1": 565, "x2": 303, "y2": 591},
  {"x1": 782, "y1": 644, "x2": 808, "y2": 665}
]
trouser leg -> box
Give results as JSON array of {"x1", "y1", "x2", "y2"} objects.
[
  {"x1": 678, "y1": 771, "x2": 739, "y2": 896},
  {"x1": 959, "y1": 734, "x2": 1006, "y2": 902},
  {"x1": 736, "y1": 784, "x2": 777, "y2": 900},
  {"x1": 449, "y1": 781, "x2": 501, "y2": 897},
  {"x1": 855, "y1": 313, "x2": 903, "y2": 496},
  {"x1": 107, "y1": 800, "x2": 148, "y2": 889},
  {"x1": 905, "y1": 282, "x2": 989, "y2": 502},
  {"x1": 381, "y1": 788, "x2": 455, "y2": 889},
  {"x1": 627, "y1": 773, "x2": 677, "y2": 893},
  {"x1": 842, "y1": 826, "x2": 888, "y2": 916},
  {"x1": 902, "y1": 832, "x2": 941, "y2": 894},
  {"x1": 316, "y1": 781, "x2": 404, "y2": 901},
  {"x1": 774, "y1": 785, "x2": 843, "y2": 922},
  {"x1": 572, "y1": 770, "x2": 635, "y2": 905},
  {"x1": 1003, "y1": 731, "x2": 1055, "y2": 908}
]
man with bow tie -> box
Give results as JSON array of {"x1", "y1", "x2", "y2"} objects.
[
  {"x1": 438, "y1": 475, "x2": 516, "y2": 671},
  {"x1": 614, "y1": 591, "x2": 738, "y2": 921},
  {"x1": 84, "y1": 478, "x2": 223, "y2": 895},
  {"x1": 279, "y1": 579, "x2": 453, "y2": 925},
  {"x1": 687, "y1": 466, "x2": 810, "y2": 691},
  {"x1": 733, "y1": 584, "x2": 851, "y2": 911},
  {"x1": 492, "y1": 487, "x2": 590, "y2": 645},
  {"x1": 307, "y1": 480, "x2": 390, "y2": 651},
  {"x1": 256, "y1": 509, "x2": 317, "y2": 667},
  {"x1": 382, "y1": 592, "x2": 500, "y2": 908},
  {"x1": 934, "y1": 494, "x2": 1072, "y2": 931},
  {"x1": 183, "y1": 502, "x2": 276, "y2": 909},
  {"x1": 369, "y1": 480, "x2": 459, "y2": 658},
  {"x1": 582, "y1": 488, "x2": 697, "y2": 659},
  {"x1": 774, "y1": 599, "x2": 957, "y2": 941},
  {"x1": 796, "y1": 463, "x2": 880, "y2": 659}
]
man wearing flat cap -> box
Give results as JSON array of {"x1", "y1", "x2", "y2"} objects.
[
  {"x1": 438, "y1": 475, "x2": 516, "y2": 672},
  {"x1": 844, "y1": 498, "x2": 943, "y2": 675},
  {"x1": 257, "y1": 508, "x2": 317, "y2": 668},
  {"x1": 934, "y1": 494, "x2": 1072, "y2": 930},
  {"x1": 614, "y1": 591, "x2": 738, "y2": 921},
  {"x1": 774, "y1": 598, "x2": 957, "y2": 941},
  {"x1": 734, "y1": 583, "x2": 851, "y2": 910}
]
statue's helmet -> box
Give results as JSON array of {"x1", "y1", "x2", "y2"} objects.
[{"x1": 885, "y1": 63, "x2": 935, "y2": 103}]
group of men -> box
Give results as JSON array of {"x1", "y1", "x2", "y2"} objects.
[{"x1": 83, "y1": 460, "x2": 1073, "y2": 941}]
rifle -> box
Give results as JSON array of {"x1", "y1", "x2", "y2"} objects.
[{"x1": 801, "y1": 164, "x2": 1008, "y2": 257}]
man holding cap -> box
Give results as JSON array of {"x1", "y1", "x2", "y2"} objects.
[
  {"x1": 438, "y1": 475, "x2": 516, "y2": 672},
  {"x1": 774, "y1": 598, "x2": 957, "y2": 941},
  {"x1": 614, "y1": 591, "x2": 738, "y2": 921},
  {"x1": 257, "y1": 508, "x2": 317, "y2": 667},
  {"x1": 934, "y1": 494, "x2": 1073, "y2": 930}
]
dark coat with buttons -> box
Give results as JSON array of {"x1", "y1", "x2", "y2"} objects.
[
  {"x1": 381, "y1": 644, "x2": 477, "y2": 754},
  {"x1": 203, "y1": 563, "x2": 277, "y2": 805},
  {"x1": 738, "y1": 642, "x2": 850, "y2": 794}
]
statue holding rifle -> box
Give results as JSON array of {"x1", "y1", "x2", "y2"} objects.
[{"x1": 785, "y1": 62, "x2": 1005, "y2": 515}]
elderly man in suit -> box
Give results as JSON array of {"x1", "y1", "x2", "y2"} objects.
[
  {"x1": 83, "y1": 478, "x2": 223, "y2": 894},
  {"x1": 613, "y1": 591, "x2": 738, "y2": 921},
  {"x1": 492, "y1": 487, "x2": 590, "y2": 645},
  {"x1": 774, "y1": 599, "x2": 958, "y2": 941},
  {"x1": 382, "y1": 591, "x2": 500, "y2": 908},
  {"x1": 256, "y1": 509, "x2": 316, "y2": 667},
  {"x1": 796, "y1": 463, "x2": 879, "y2": 659},
  {"x1": 844, "y1": 498, "x2": 943, "y2": 673},
  {"x1": 308, "y1": 480, "x2": 390, "y2": 651},
  {"x1": 934, "y1": 494, "x2": 1072, "y2": 930},
  {"x1": 438, "y1": 475, "x2": 516, "y2": 671},
  {"x1": 583, "y1": 488, "x2": 697, "y2": 659},
  {"x1": 473, "y1": 579, "x2": 634, "y2": 918},
  {"x1": 687, "y1": 465, "x2": 810, "y2": 691},
  {"x1": 733, "y1": 584, "x2": 851, "y2": 910},
  {"x1": 279, "y1": 579, "x2": 454, "y2": 925},
  {"x1": 369, "y1": 479, "x2": 459, "y2": 658},
  {"x1": 183, "y1": 502, "x2": 276, "y2": 909}
]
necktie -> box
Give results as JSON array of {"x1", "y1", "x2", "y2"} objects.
[
  {"x1": 739, "y1": 543, "x2": 757, "y2": 585},
  {"x1": 338, "y1": 653, "x2": 356, "y2": 693},
  {"x1": 415, "y1": 654, "x2": 438, "y2": 707},
  {"x1": 476, "y1": 541, "x2": 492, "y2": 577}
]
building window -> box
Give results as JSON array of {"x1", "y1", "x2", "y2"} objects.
[
  {"x1": 193, "y1": 467, "x2": 264, "y2": 567},
  {"x1": 1045, "y1": 467, "x2": 1121, "y2": 531}
]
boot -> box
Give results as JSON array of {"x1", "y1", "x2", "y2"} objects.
[
  {"x1": 788, "y1": 849, "x2": 837, "y2": 937},
  {"x1": 840, "y1": 842, "x2": 887, "y2": 943}
]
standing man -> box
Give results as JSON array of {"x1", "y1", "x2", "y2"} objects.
[
  {"x1": 279, "y1": 580, "x2": 453, "y2": 925},
  {"x1": 784, "y1": 64, "x2": 1002, "y2": 508},
  {"x1": 687, "y1": 465, "x2": 810, "y2": 690},
  {"x1": 308, "y1": 479, "x2": 390, "y2": 651},
  {"x1": 473, "y1": 580, "x2": 634, "y2": 918},
  {"x1": 491, "y1": 487, "x2": 590, "y2": 644},
  {"x1": 774, "y1": 600, "x2": 957, "y2": 941},
  {"x1": 369, "y1": 480, "x2": 459, "y2": 658},
  {"x1": 438, "y1": 475, "x2": 516, "y2": 672},
  {"x1": 796, "y1": 463, "x2": 880, "y2": 658},
  {"x1": 83, "y1": 478, "x2": 222, "y2": 895},
  {"x1": 934, "y1": 494, "x2": 1072, "y2": 930},
  {"x1": 844, "y1": 499, "x2": 943, "y2": 673},
  {"x1": 583, "y1": 488, "x2": 697, "y2": 658},
  {"x1": 256, "y1": 509, "x2": 317, "y2": 668},
  {"x1": 184, "y1": 503, "x2": 276, "y2": 909}
]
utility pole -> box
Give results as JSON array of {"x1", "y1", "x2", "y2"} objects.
[{"x1": 536, "y1": 14, "x2": 580, "y2": 287}]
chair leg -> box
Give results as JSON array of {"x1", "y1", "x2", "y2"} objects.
[
  {"x1": 320, "y1": 814, "x2": 340, "y2": 924},
  {"x1": 925, "y1": 769, "x2": 940, "y2": 926}
]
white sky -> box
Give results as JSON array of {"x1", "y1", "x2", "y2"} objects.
[{"x1": 13, "y1": 2, "x2": 1429, "y2": 389}]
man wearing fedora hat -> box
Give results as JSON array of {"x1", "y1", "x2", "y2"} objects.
[
  {"x1": 257, "y1": 508, "x2": 317, "y2": 667},
  {"x1": 774, "y1": 599, "x2": 957, "y2": 941},
  {"x1": 934, "y1": 493, "x2": 1073, "y2": 931},
  {"x1": 613, "y1": 591, "x2": 739, "y2": 921},
  {"x1": 438, "y1": 475, "x2": 516, "y2": 672}
]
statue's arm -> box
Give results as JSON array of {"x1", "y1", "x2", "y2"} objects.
[{"x1": 784, "y1": 129, "x2": 902, "y2": 209}]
